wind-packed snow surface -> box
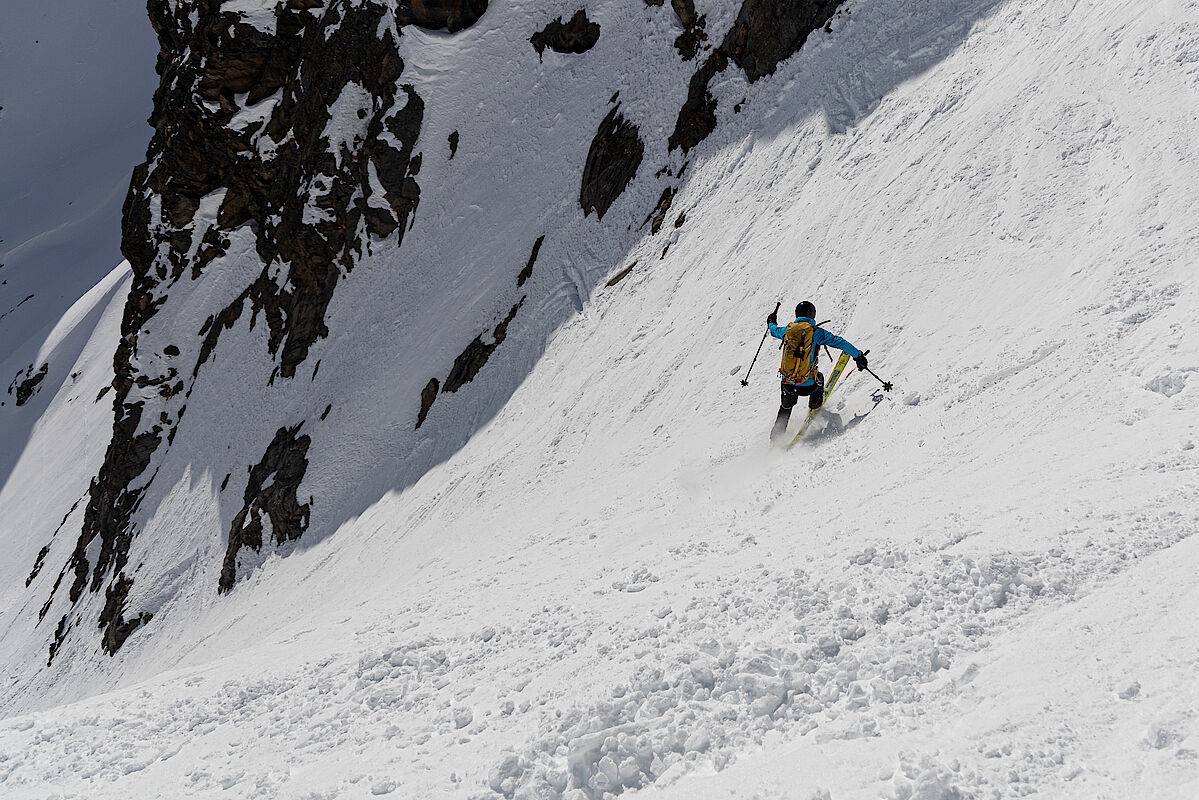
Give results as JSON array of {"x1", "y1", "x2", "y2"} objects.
[{"x1": 2, "y1": 0, "x2": 1199, "y2": 798}]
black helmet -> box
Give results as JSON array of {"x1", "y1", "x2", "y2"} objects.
[{"x1": 795, "y1": 301, "x2": 816, "y2": 319}]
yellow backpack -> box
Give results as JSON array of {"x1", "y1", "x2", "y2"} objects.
[{"x1": 779, "y1": 320, "x2": 818, "y2": 384}]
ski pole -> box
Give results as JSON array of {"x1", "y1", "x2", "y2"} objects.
[
  {"x1": 865, "y1": 368, "x2": 894, "y2": 392},
  {"x1": 855, "y1": 351, "x2": 894, "y2": 392},
  {"x1": 741, "y1": 302, "x2": 780, "y2": 386}
]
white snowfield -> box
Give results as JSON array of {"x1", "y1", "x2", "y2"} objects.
[{"x1": 2, "y1": 0, "x2": 1199, "y2": 798}]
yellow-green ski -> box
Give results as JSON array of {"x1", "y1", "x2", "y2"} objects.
[{"x1": 787, "y1": 352, "x2": 851, "y2": 449}]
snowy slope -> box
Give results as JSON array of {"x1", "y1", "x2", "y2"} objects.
[
  {"x1": 0, "y1": 0, "x2": 157, "y2": 361},
  {"x1": 2, "y1": 0, "x2": 1199, "y2": 798},
  {"x1": 0, "y1": 0, "x2": 156, "y2": 540}
]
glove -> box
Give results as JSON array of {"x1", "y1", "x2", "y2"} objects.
[
  {"x1": 854, "y1": 353, "x2": 869, "y2": 371},
  {"x1": 767, "y1": 311, "x2": 777, "y2": 325}
]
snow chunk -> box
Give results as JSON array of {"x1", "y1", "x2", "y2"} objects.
[
  {"x1": 229, "y1": 90, "x2": 279, "y2": 133},
  {"x1": 612, "y1": 567, "x2": 659, "y2": 592},
  {"x1": 683, "y1": 728, "x2": 711, "y2": 752},
  {"x1": 751, "y1": 694, "x2": 782, "y2": 717},
  {"x1": 1146, "y1": 721, "x2": 1182, "y2": 749},
  {"x1": 1144, "y1": 370, "x2": 1191, "y2": 397},
  {"x1": 1118, "y1": 681, "x2": 1141, "y2": 699},
  {"x1": 488, "y1": 753, "x2": 525, "y2": 793},
  {"x1": 370, "y1": 778, "x2": 396, "y2": 795}
]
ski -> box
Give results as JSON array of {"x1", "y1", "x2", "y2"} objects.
[{"x1": 787, "y1": 352, "x2": 851, "y2": 449}]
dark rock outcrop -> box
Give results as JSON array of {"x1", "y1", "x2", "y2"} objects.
[
  {"x1": 530, "y1": 10, "x2": 601, "y2": 60},
  {"x1": 99, "y1": 575, "x2": 152, "y2": 655},
  {"x1": 68, "y1": 403, "x2": 160, "y2": 611},
  {"x1": 26, "y1": 546, "x2": 49, "y2": 587},
  {"x1": 415, "y1": 231, "x2": 539, "y2": 428},
  {"x1": 26, "y1": 499, "x2": 81, "y2": 591},
  {"x1": 517, "y1": 235, "x2": 544, "y2": 287},
  {"x1": 37, "y1": 0, "x2": 842, "y2": 664},
  {"x1": 396, "y1": 0, "x2": 488, "y2": 32},
  {"x1": 48, "y1": 615, "x2": 70, "y2": 666},
  {"x1": 448, "y1": 130, "x2": 460, "y2": 159},
  {"x1": 443, "y1": 299, "x2": 524, "y2": 394},
  {"x1": 580, "y1": 105, "x2": 644, "y2": 220},
  {"x1": 671, "y1": 0, "x2": 707, "y2": 61},
  {"x1": 416, "y1": 378, "x2": 440, "y2": 429},
  {"x1": 413, "y1": 298, "x2": 525, "y2": 428},
  {"x1": 414, "y1": 230, "x2": 540, "y2": 429},
  {"x1": 184, "y1": 13, "x2": 427, "y2": 380},
  {"x1": 219, "y1": 425, "x2": 312, "y2": 593},
  {"x1": 605, "y1": 263, "x2": 636, "y2": 287},
  {"x1": 8, "y1": 362, "x2": 48, "y2": 406},
  {"x1": 39, "y1": 568, "x2": 65, "y2": 623},
  {"x1": 50, "y1": 0, "x2": 485, "y2": 659},
  {"x1": 643, "y1": 187, "x2": 677, "y2": 234},
  {"x1": 0, "y1": 294, "x2": 36, "y2": 326},
  {"x1": 670, "y1": 0, "x2": 843, "y2": 152},
  {"x1": 668, "y1": 51, "x2": 728, "y2": 152},
  {"x1": 725, "y1": 0, "x2": 843, "y2": 81}
]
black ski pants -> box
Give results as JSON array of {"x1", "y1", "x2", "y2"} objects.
[{"x1": 771, "y1": 373, "x2": 824, "y2": 442}]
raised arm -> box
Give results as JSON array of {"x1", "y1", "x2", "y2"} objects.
[{"x1": 813, "y1": 327, "x2": 863, "y2": 359}]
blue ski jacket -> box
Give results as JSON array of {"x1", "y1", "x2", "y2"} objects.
[{"x1": 767, "y1": 316, "x2": 862, "y2": 387}]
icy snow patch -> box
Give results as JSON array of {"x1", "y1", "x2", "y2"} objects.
[
  {"x1": 323, "y1": 82, "x2": 373, "y2": 169},
  {"x1": 218, "y1": 0, "x2": 278, "y2": 34}
]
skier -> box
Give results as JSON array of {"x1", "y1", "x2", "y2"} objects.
[{"x1": 767, "y1": 300, "x2": 867, "y2": 443}]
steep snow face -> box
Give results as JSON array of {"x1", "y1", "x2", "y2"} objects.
[
  {"x1": 5, "y1": 0, "x2": 855, "y2": 676},
  {"x1": 2, "y1": 0, "x2": 1199, "y2": 797}
]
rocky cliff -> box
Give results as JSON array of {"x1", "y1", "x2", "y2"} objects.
[{"x1": 28, "y1": 0, "x2": 847, "y2": 665}]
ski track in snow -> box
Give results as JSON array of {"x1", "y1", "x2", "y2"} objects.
[
  {"x1": 1, "y1": 506, "x2": 1196, "y2": 798},
  {"x1": 3, "y1": 0, "x2": 1199, "y2": 797}
]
